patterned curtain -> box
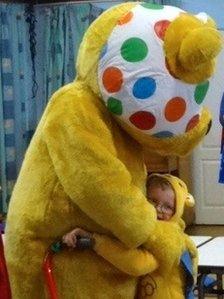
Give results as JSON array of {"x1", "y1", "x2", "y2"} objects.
[
  {"x1": 0, "y1": 4, "x2": 33, "y2": 212},
  {"x1": 147, "y1": 0, "x2": 182, "y2": 6},
  {"x1": 0, "y1": 3, "x2": 104, "y2": 213},
  {"x1": 34, "y1": 4, "x2": 95, "y2": 108}
]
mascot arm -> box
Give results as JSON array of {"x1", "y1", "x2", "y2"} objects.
[
  {"x1": 42, "y1": 92, "x2": 156, "y2": 248},
  {"x1": 143, "y1": 221, "x2": 186, "y2": 272},
  {"x1": 184, "y1": 235, "x2": 198, "y2": 283},
  {"x1": 93, "y1": 233, "x2": 158, "y2": 276}
]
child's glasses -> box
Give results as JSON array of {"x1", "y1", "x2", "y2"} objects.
[{"x1": 150, "y1": 201, "x2": 174, "y2": 215}]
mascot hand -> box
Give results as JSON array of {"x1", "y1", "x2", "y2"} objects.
[{"x1": 144, "y1": 221, "x2": 185, "y2": 272}]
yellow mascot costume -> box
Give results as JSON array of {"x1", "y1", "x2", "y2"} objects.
[{"x1": 5, "y1": 2, "x2": 222, "y2": 299}]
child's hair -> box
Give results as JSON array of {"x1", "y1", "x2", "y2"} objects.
[{"x1": 146, "y1": 175, "x2": 173, "y2": 192}]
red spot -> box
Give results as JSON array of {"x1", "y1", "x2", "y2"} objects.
[
  {"x1": 186, "y1": 114, "x2": 200, "y2": 132},
  {"x1": 154, "y1": 20, "x2": 171, "y2": 40},
  {"x1": 129, "y1": 111, "x2": 156, "y2": 130}
]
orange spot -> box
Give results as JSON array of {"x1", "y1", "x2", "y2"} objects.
[
  {"x1": 102, "y1": 67, "x2": 123, "y2": 93},
  {"x1": 118, "y1": 11, "x2": 133, "y2": 25},
  {"x1": 154, "y1": 20, "x2": 170, "y2": 40},
  {"x1": 186, "y1": 114, "x2": 200, "y2": 132},
  {"x1": 165, "y1": 97, "x2": 186, "y2": 122}
]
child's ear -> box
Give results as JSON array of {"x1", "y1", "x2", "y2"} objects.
[{"x1": 185, "y1": 193, "x2": 195, "y2": 208}]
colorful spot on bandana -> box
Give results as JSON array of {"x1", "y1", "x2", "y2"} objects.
[
  {"x1": 165, "y1": 97, "x2": 186, "y2": 122},
  {"x1": 141, "y1": 2, "x2": 164, "y2": 10},
  {"x1": 153, "y1": 131, "x2": 174, "y2": 138},
  {"x1": 118, "y1": 11, "x2": 134, "y2": 25},
  {"x1": 102, "y1": 67, "x2": 123, "y2": 93},
  {"x1": 107, "y1": 97, "x2": 123, "y2": 115},
  {"x1": 154, "y1": 20, "x2": 171, "y2": 40},
  {"x1": 129, "y1": 111, "x2": 156, "y2": 130},
  {"x1": 121, "y1": 38, "x2": 148, "y2": 62},
  {"x1": 194, "y1": 81, "x2": 209, "y2": 104},
  {"x1": 186, "y1": 114, "x2": 200, "y2": 132},
  {"x1": 133, "y1": 77, "x2": 156, "y2": 99},
  {"x1": 100, "y1": 44, "x2": 108, "y2": 59}
]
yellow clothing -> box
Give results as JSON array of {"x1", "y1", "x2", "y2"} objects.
[
  {"x1": 93, "y1": 233, "x2": 195, "y2": 299},
  {"x1": 92, "y1": 175, "x2": 198, "y2": 299},
  {"x1": 5, "y1": 2, "x2": 219, "y2": 299}
]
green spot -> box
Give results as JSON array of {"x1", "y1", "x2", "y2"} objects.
[
  {"x1": 107, "y1": 98, "x2": 123, "y2": 115},
  {"x1": 194, "y1": 81, "x2": 209, "y2": 104},
  {"x1": 141, "y1": 2, "x2": 164, "y2": 9},
  {"x1": 121, "y1": 38, "x2": 148, "y2": 62}
]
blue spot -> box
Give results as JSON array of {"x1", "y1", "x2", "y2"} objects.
[
  {"x1": 100, "y1": 44, "x2": 108, "y2": 59},
  {"x1": 153, "y1": 131, "x2": 174, "y2": 138},
  {"x1": 133, "y1": 77, "x2": 156, "y2": 99}
]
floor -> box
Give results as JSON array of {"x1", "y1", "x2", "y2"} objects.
[{"x1": 186, "y1": 225, "x2": 224, "y2": 298}]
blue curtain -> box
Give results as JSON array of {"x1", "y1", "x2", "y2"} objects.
[
  {"x1": 147, "y1": 0, "x2": 182, "y2": 6},
  {"x1": 34, "y1": 4, "x2": 95, "y2": 108},
  {"x1": 180, "y1": 0, "x2": 224, "y2": 30},
  {"x1": 0, "y1": 3, "x2": 104, "y2": 213},
  {"x1": 0, "y1": 4, "x2": 33, "y2": 212}
]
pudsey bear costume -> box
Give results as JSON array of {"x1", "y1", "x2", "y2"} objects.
[{"x1": 5, "y1": 2, "x2": 222, "y2": 298}]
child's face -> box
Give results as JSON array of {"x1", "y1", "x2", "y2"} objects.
[{"x1": 147, "y1": 186, "x2": 175, "y2": 221}]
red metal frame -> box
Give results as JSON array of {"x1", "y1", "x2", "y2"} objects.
[
  {"x1": 0, "y1": 232, "x2": 12, "y2": 299},
  {"x1": 43, "y1": 250, "x2": 59, "y2": 299},
  {"x1": 0, "y1": 232, "x2": 59, "y2": 299}
]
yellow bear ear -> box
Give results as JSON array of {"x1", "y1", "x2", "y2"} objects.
[
  {"x1": 185, "y1": 194, "x2": 195, "y2": 208},
  {"x1": 164, "y1": 13, "x2": 222, "y2": 83}
]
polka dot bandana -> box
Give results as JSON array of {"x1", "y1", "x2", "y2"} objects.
[{"x1": 98, "y1": 3, "x2": 210, "y2": 139}]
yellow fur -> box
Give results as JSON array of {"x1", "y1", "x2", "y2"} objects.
[
  {"x1": 5, "y1": 82, "x2": 156, "y2": 298},
  {"x1": 4, "y1": 3, "x2": 218, "y2": 298},
  {"x1": 92, "y1": 175, "x2": 198, "y2": 299},
  {"x1": 164, "y1": 14, "x2": 222, "y2": 83},
  {"x1": 120, "y1": 107, "x2": 211, "y2": 156}
]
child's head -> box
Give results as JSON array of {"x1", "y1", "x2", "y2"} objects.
[
  {"x1": 146, "y1": 173, "x2": 195, "y2": 223},
  {"x1": 146, "y1": 175, "x2": 175, "y2": 221}
]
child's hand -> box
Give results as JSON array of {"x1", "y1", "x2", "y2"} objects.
[{"x1": 62, "y1": 228, "x2": 92, "y2": 248}]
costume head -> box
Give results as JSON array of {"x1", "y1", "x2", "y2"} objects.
[{"x1": 77, "y1": 2, "x2": 222, "y2": 156}]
